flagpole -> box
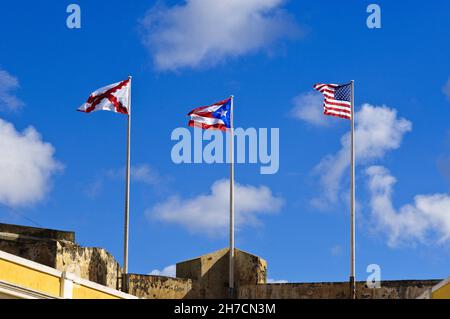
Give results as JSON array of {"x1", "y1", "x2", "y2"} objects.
[
  {"x1": 229, "y1": 95, "x2": 235, "y2": 298},
  {"x1": 349, "y1": 80, "x2": 356, "y2": 299},
  {"x1": 122, "y1": 75, "x2": 132, "y2": 292}
]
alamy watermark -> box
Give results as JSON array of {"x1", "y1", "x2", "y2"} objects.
[
  {"x1": 367, "y1": 4, "x2": 381, "y2": 29},
  {"x1": 66, "y1": 4, "x2": 81, "y2": 29},
  {"x1": 366, "y1": 264, "x2": 381, "y2": 289},
  {"x1": 171, "y1": 127, "x2": 279, "y2": 175}
]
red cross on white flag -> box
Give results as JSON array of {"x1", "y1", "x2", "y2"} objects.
[{"x1": 78, "y1": 78, "x2": 131, "y2": 115}]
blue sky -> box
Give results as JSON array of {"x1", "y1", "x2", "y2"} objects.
[{"x1": 1, "y1": 0, "x2": 450, "y2": 283}]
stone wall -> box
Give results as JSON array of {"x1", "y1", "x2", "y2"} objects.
[
  {"x1": 0, "y1": 223, "x2": 122, "y2": 290},
  {"x1": 128, "y1": 274, "x2": 192, "y2": 299},
  {"x1": 55, "y1": 241, "x2": 122, "y2": 290},
  {"x1": 237, "y1": 280, "x2": 441, "y2": 299},
  {"x1": 0, "y1": 231, "x2": 59, "y2": 267},
  {"x1": 176, "y1": 248, "x2": 267, "y2": 298},
  {"x1": 0, "y1": 223, "x2": 74, "y2": 242},
  {"x1": 0, "y1": 223, "x2": 444, "y2": 299}
]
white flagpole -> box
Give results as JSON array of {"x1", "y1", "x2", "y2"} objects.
[
  {"x1": 229, "y1": 95, "x2": 235, "y2": 298},
  {"x1": 349, "y1": 80, "x2": 356, "y2": 299},
  {"x1": 123, "y1": 75, "x2": 132, "y2": 291}
]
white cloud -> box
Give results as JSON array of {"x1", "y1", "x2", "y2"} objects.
[
  {"x1": 267, "y1": 278, "x2": 288, "y2": 283},
  {"x1": 0, "y1": 68, "x2": 24, "y2": 111},
  {"x1": 83, "y1": 178, "x2": 103, "y2": 199},
  {"x1": 85, "y1": 164, "x2": 166, "y2": 199},
  {"x1": 290, "y1": 92, "x2": 328, "y2": 126},
  {"x1": 366, "y1": 166, "x2": 450, "y2": 246},
  {"x1": 132, "y1": 165, "x2": 158, "y2": 184},
  {"x1": 312, "y1": 104, "x2": 412, "y2": 208},
  {"x1": 437, "y1": 156, "x2": 450, "y2": 181},
  {"x1": 148, "y1": 179, "x2": 284, "y2": 236},
  {"x1": 107, "y1": 164, "x2": 162, "y2": 186},
  {"x1": 140, "y1": 0, "x2": 299, "y2": 70},
  {"x1": 330, "y1": 245, "x2": 343, "y2": 256},
  {"x1": 443, "y1": 77, "x2": 450, "y2": 101},
  {"x1": 0, "y1": 118, "x2": 62, "y2": 207},
  {"x1": 149, "y1": 264, "x2": 176, "y2": 278}
]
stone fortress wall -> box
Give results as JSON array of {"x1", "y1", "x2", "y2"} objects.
[{"x1": 0, "y1": 223, "x2": 440, "y2": 299}]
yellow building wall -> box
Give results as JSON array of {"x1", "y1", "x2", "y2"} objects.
[
  {"x1": 0, "y1": 259, "x2": 60, "y2": 297},
  {"x1": 432, "y1": 282, "x2": 450, "y2": 299},
  {"x1": 0, "y1": 256, "x2": 132, "y2": 299},
  {"x1": 72, "y1": 284, "x2": 120, "y2": 299}
]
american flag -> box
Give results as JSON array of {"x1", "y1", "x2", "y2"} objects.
[{"x1": 313, "y1": 83, "x2": 352, "y2": 120}]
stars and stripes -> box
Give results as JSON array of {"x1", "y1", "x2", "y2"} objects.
[
  {"x1": 187, "y1": 97, "x2": 232, "y2": 131},
  {"x1": 313, "y1": 83, "x2": 352, "y2": 120},
  {"x1": 78, "y1": 78, "x2": 131, "y2": 115}
]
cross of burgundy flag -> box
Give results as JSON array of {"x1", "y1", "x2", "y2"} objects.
[
  {"x1": 77, "y1": 76, "x2": 133, "y2": 278},
  {"x1": 78, "y1": 78, "x2": 131, "y2": 115},
  {"x1": 313, "y1": 83, "x2": 352, "y2": 119},
  {"x1": 187, "y1": 97, "x2": 232, "y2": 131}
]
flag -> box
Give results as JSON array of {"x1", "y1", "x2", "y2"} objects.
[
  {"x1": 187, "y1": 97, "x2": 232, "y2": 131},
  {"x1": 315, "y1": 81, "x2": 357, "y2": 297},
  {"x1": 313, "y1": 83, "x2": 352, "y2": 119},
  {"x1": 78, "y1": 78, "x2": 131, "y2": 115}
]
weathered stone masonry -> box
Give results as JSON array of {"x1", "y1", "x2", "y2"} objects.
[
  {"x1": 0, "y1": 223, "x2": 441, "y2": 299},
  {"x1": 0, "y1": 223, "x2": 122, "y2": 290}
]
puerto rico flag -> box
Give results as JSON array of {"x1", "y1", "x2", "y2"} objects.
[
  {"x1": 187, "y1": 97, "x2": 232, "y2": 131},
  {"x1": 78, "y1": 78, "x2": 131, "y2": 115}
]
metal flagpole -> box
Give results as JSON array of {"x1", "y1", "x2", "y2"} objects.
[
  {"x1": 229, "y1": 95, "x2": 235, "y2": 298},
  {"x1": 349, "y1": 80, "x2": 356, "y2": 299},
  {"x1": 122, "y1": 75, "x2": 132, "y2": 292}
]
